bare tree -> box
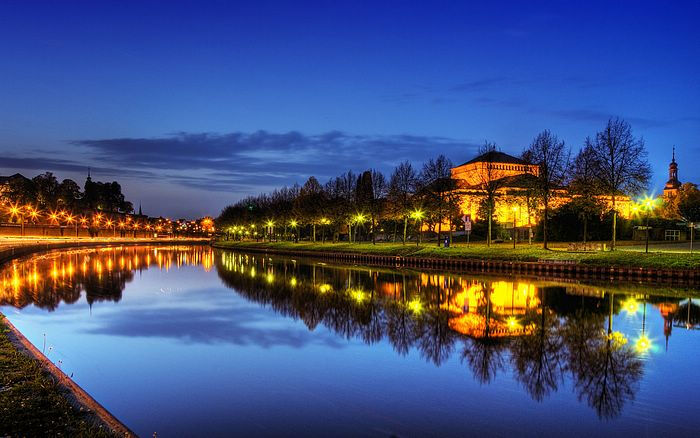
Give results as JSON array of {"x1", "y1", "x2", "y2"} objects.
[
  {"x1": 388, "y1": 161, "x2": 418, "y2": 244},
  {"x1": 369, "y1": 169, "x2": 387, "y2": 244},
  {"x1": 325, "y1": 170, "x2": 357, "y2": 242},
  {"x1": 295, "y1": 176, "x2": 325, "y2": 241},
  {"x1": 522, "y1": 130, "x2": 569, "y2": 249},
  {"x1": 419, "y1": 155, "x2": 455, "y2": 246},
  {"x1": 473, "y1": 142, "x2": 507, "y2": 247},
  {"x1": 677, "y1": 183, "x2": 700, "y2": 252},
  {"x1": 570, "y1": 144, "x2": 603, "y2": 243},
  {"x1": 588, "y1": 118, "x2": 651, "y2": 250}
]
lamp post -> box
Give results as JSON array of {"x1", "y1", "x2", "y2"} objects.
[
  {"x1": 265, "y1": 220, "x2": 275, "y2": 242},
  {"x1": 355, "y1": 213, "x2": 367, "y2": 243},
  {"x1": 79, "y1": 217, "x2": 88, "y2": 237},
  {"x1": 320, "y1": 217, "x2": 330, "y2": 243},
  {"x1": 290, "y1": 220, "x2": 298, "y2": 242},
  {"x1": 106, "y1": 219, "x2": 115, "y2": 237},
  {"x1": 641, "y1": 197, "x2": 657, "y2": 254},
  {"x1": 9, "y1": 204, "x2": 25, "y2": 236},
  {"x1": 410, "y1": 209, "x2": 425, "y2": 246},
  {"x1": 512, "y1": 205, "x2": 518, "y2": 249},
  {"x1": 65, "y1": 214, "x2": 75, "y2": 238}
]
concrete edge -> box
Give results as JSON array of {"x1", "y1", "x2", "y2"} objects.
[
  {"x1": 211, "y1": 242, "x2": 700, "y2": 285},
  {"x1": 1, "y1": 315, "x2": 136, "y2": 437}
]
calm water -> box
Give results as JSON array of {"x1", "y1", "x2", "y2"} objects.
[{"x1": 1, "y1": 245, "x2": 700, "y2": 437}]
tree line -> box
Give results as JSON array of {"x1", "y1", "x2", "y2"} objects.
[
  {"x1": 2, "y1": 171, "x2": 134, "y2": 218},
  {"x1": 218, "y1": 118, "x2": 700, "y2": 248}
]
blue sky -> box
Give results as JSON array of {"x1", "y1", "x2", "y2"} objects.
[{"x1": 1, "y1": 1, "x2": 698, "y2": 218}]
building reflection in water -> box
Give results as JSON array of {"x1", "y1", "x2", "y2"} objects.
[
  {"x1": 215, "y1": 250, "x2": 700, "y2": 419},
  {"x1": 2, "y1": 246, "x2": 698, "y2": 421},
  {"x1": 0, "y1": 245, "x2": 214, "y2": 310}
]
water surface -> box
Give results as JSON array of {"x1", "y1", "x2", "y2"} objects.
[{"x1": 1, "y1": 245, "x2": 699, "y2": 437}]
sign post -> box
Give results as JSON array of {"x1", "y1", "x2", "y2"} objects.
[{"x1": 462, "y1": 215, "x2": 471, "y2": 247}]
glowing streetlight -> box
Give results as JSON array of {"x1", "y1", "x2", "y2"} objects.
[
  {"x1": 8, "y1": 203, "x2": 25, "y2": 236},
  {"x1": 410, "y1": 209, "x2": 425, "y2": 245},
  {"x1": 28, "y1": 207, "x2": 40, "y2": 222},
  {"x1": 639, "y1": 195, "x2": 658, "y2": 253},
  {"x1": 265, "y1": 219, "x2": 275, "y2": 241},
  {"x1": 289, "y1": 219, "x2": 298, "y2": 242},
  {"x1": 49, "y1": 211, "x2": 60, "y2": 225}
]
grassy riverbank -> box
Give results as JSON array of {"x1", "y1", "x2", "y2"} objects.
[
  {"x1": 0, "y1": 316, "x2": 115, "y2": 437},
  {"x1": 214, "y1": 240, "x2": 700, "y2": 270}
]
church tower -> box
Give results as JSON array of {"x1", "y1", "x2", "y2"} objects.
[{"x1": 663, "y1": 147, "x2": 681, "y2": 199}]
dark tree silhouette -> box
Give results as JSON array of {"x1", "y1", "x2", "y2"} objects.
[
  {"x1": 587, "y1": 118, "x2": 651, "y2": 250},
  {"x1": 522, "y1": 130, "x2": 570, "y2": 249}
]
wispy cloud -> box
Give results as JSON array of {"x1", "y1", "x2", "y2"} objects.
[{"x1": 2, "y1": 130, "x2": 479, "y2": 194}]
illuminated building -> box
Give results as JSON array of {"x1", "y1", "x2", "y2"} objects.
[
  {"x1": 450, "y1": 151, "x2": 633, "y2": 230},
  {"x1": 663, "y1": 148, "x2": 681, "y2": 200}
]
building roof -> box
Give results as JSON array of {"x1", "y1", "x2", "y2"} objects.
[
  {"x1": 0, "y1": 173, "x2": 29, "y2": 184},
  {"x1": 456, "y1": 172, "x2": 539, "y2": 190},
  {"x1": 458, "y1": 151, "x2": 527, "y2": 167}
]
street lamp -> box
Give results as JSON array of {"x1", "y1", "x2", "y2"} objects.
[
  {"x1": 640, "y1": 196, "x2": 657, "y2": 254},
  {"x1": 105, "y1": 219, "x2": 115, "y2": 237},
  {"x1": 64, "y1": 214, "x2": 76, "y2": 237},
  {"x1": 410, "y1": 209, "x2": 425, "y2": 246},
  {"x1": 265, "y1": 219, "x2": 275, "y2": 242},
  {"x1": 512, "y1": 205, "x2": 518, "y2": 249},
  {"x1": 353, "y1": 213, "x2": 367, "y2": 243},
  {"x1": 320, "y1": 217, "x2": 330, "y2": 243},
  {"x1": 8, "y1": 203, "x2": 25, "y2": 236},
  {"x1": 290, "y1": 219, "x2": 298, "y2": 242}
]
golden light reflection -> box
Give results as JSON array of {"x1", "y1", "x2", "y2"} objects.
[
  {"x1": 608, "y1": 331, "x2": 628, "y2": 347},
  {"x1": 0, "y1": 246, "x2": 214, "y2": 309},
  {"x1": 635, "y1": 334, "x2": 652, "y2": 354},
  {"x1": 350, "y1": 288, "x2": 367, "y2": 304},
  {"x1": 622, "y1": 297, "x2": 640, "y2": 315},
  {"x1": 407, "y1": 298, "x2": 423, "y2": 314}
]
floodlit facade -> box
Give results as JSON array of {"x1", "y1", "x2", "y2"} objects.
[{"x1": 450, "y1": 151, "x2": 633, "y2": 232}]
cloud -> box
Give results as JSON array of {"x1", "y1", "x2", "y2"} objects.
[
  {"x1": 68, "y1": 130, "x2": 479, "y2": 191},
  {"x1": 544, "y1": 109, "x2": 668, "y2": 129},
  {"x1": 0, "y1": 156, "x2": 155, "y2": 178},
  {"x1": 0, "y1": 130, "x2": 479, "y2": 197},
  {"x1": 86, "y1": 304, "x2": 347, "y2": 349},
  {"x1": 449, "y1": 77, "x2": 512, "y2": 92}
]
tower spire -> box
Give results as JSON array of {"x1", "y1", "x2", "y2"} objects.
[{"x1": 672, "y1": 146, "x2": 676, "y2": 163}]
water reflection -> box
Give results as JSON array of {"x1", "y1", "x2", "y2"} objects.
[
  {"x1": 1, "y1": 246, "x2": 699, "y2": 424},
  {"x1": 0, "y1": 245, "x2": 213, "y2": 310},
  {"x1": 215, "y1": 250, "x2": 700, "y2": 419}
]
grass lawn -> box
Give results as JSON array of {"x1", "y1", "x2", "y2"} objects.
[
  {"x1": 0, "y1": 316, "x2": 115, "y2": 437},
  {"x1": 213, "y1": 240, "x2": 700, "y2": 270}
]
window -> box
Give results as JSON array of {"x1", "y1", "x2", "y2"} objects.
[{"x1": 665, "y1": 229, "x2": 680, "y2": 241}]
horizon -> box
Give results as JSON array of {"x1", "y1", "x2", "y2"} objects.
[{"x1": 1, "y1": 1, "x2": 698, "y2": 218}]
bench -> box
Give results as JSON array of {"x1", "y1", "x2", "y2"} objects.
[{"x1": 567, "y1": 242, "x2": 606, "y2": 251}]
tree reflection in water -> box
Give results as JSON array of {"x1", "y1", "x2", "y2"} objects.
[
  {"x1": 0, "y1": 245, "x2": 214, "y2": 310},
  {"x1": 510, "y1": 291, "x2": 565, "y2": 401},
  {"x1": 0, "y1": 247, "x2": 678, "y2": 420},
  {"x1": 567, "y1": 295, "x2": 643, "y2": 419},
  {"x1": 215, "y1": 250, "x2": 660, "y2": 419}
]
